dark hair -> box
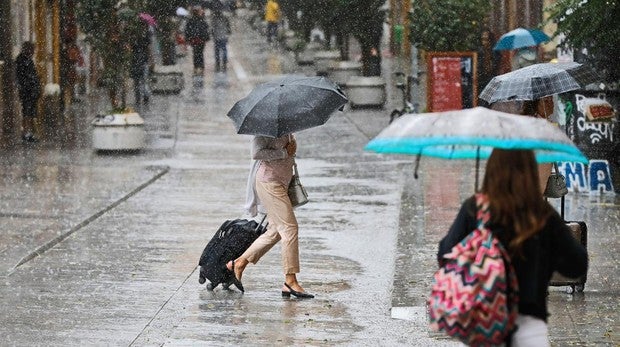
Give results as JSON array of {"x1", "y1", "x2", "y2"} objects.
[
  {"x1": 481, "y1": 149, "x2": 552, "y2": 253},
  {"x1": 22, "y1": 41, "x2": 35, "y2": 53},
  {"x1": 522, "y1": 100, "x2": 537, "y2": 116}
]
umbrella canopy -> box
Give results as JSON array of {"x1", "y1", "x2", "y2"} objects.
[
  {"x1": 493, "y1": 27, "x2": 550, "y2": 51},
  {"x1": 176, "y1": 7, "x2": 190, "y2": 16},
  {"x1": 364, "y1": 107, "x2": 588, "y2": 164},
  {"x1": 479, "y1": 62, "x2": 600, "y2": 103},
  {"x1": 139, "y1": 12, "x2": 157, "y2": 26},
  {"x1": 227, "y1": 76, "x2": 348, "y2": 138}
]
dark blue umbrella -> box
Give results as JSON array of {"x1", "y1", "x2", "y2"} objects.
[
  {"x1": 493, "y1": 27, "x2": 550, "y2": 51},
  {"x1": 227, "y1": 76, "x2": 348, "y2": 138}
]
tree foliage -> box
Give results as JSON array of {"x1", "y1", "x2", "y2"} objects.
[
  {"x1": 76, "y1": 0, "x2": 142, "y2": 110},
  {"x1": 76, "y1": 0, "x2": 185, "y2": 109},
  {"x1": 409, "y1": 0, "x2": 490, "y2": 52},
  {"x1": 546, "y1": 0, "x2": 620, "y2": 82},
  {"x1": 280, "y1": 0, "x2": 385, "y2": 76}
]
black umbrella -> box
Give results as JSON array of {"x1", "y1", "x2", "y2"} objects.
[{"x1": 227, "y1": 76, "x2": 348, "y2": 138}]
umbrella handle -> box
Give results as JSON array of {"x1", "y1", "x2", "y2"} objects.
[
  {"x1": 413, "y1": 154, "x2": 421, "y2": 179},
  {"x1": 474, "y1": 147, "x2": 480, "y2": 192}
]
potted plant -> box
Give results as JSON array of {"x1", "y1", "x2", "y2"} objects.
[
  {"x1": 329, "y1": 1, "x2": 386, "y2": 107},
  {"x1": 76, "y1": 0, "x2": 149, "y2": 150}
]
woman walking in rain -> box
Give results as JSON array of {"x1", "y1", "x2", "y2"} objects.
[
  {"x1": 438, "y1": 148, "x2": 588, "y2": 346},
  {"x1": 226, "y1": 133, "x2": 314, "y2": 298}
]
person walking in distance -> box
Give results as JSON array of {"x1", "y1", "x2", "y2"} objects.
[
  {"x1": 438, "y1": 149, "x2": 588, "y2": 346},
  {"x1": 15, "y1": 41, "x2": 41, "y2": 143},
  {"x1": 130, "y1": 20, "x2": 152, "y2": 107},
  {"x1": 210, "y1": 3, "x2": 231, "y2": 72},
  {"x1": 226, "y1": 134, "x2": 315, "y2": 298},
  {"x1": 264, "y1": 0, "x2": 281, "y2": 44},
  {"x1": 185, "y1": 6, "x2": 210, "y2": 74}
]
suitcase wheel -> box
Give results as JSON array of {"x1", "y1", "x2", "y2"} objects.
[
  {"x1": 206, "y1": 282, "x2": 214, "y2": 291},
  {"x1": 565, "y1": 284, "x2": 585, "y2": 294}
]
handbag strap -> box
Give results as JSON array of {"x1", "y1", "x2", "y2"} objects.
[
  {"x1": 292, "y1": 161, "x2": 299, "y2": 177},
  {"x1": 553, "y1": 162, "x2": 561, "y2": 175}
]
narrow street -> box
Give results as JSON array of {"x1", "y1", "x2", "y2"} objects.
[{"x1": 1, "y1": 9, "x2": 618, "y2": 346}]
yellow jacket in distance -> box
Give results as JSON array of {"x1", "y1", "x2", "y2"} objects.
[{"x1": 265, "y1": 0, "x2": 281, "y2": 23}]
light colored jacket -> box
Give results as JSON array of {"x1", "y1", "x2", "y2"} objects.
[{"x1": 244, "y1": 135, "x2": 295, "y2": 216}]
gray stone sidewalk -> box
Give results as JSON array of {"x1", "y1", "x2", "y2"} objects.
[{"x1": 0, "y1": 8, "x2": 618, "y2": 346}]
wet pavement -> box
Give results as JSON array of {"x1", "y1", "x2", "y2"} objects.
[{"x1": 1, "y1": 9, "x2": 619, "y2": 346}]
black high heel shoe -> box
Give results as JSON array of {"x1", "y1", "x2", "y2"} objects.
[
  {"x1": 281, "y1": 283, "x2": 314, "y2": 299},
  {"x1": 226, "y1": 260, "x2": 244, "y2": 293}
]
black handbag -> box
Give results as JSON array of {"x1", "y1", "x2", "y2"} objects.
[
  {"x1": 288, "y1": 161, "x2": 308, "y2": 208},
  {"x1": 544, "y1": 162, "x2": 568, "y2": 198}
]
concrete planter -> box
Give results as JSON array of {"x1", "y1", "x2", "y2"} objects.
[
  {"x1": 151, "y1": 65, "x2": 184, "y2": 94},
  {"x1": 295, "y1": 41, "x2": 324, "y2": 66},
  {"x1": 345, "y1": 76, "x2": 387, "y2": 108},
  {"x1": 327, "y1": 61, "x2": 362, "y2": 86},
  {"x1": 283, "y1": 30, "x2": 299, "y2": 51},
  {"x1": 313, "y1": 50, "x2": 341, "y2": 75},
  {"x1": 92, "y1": 112, "x2": 146, "y2": 151}
]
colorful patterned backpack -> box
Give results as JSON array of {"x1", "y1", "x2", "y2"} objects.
[{"x1": 429, "y1": 193, "x2": 519, "y2": 346}]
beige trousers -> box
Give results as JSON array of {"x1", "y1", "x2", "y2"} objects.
[{"x1": 240, "y1": 180, "x2": 300, "y2": 274}]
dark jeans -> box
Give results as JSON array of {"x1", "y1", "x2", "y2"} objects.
[
  {"x1": 214, "y1": 38, "x2": 228, "y2": 70},
  {"x1": 21, "y1": 100, "x2": 37, "y2": 118},
  {"x1": 267, "y1": 22, "x2": 278, "y2": 43},
  {"x1": 192, "y1": 43, "x2": 205, "y2": 69},
  {"x1": 132, "y1": 65, "x2": 150, "y2": 107}
]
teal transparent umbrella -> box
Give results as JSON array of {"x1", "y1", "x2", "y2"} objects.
[{"x1": 365, "y1": 107, "x2": 588, "y2": 187}]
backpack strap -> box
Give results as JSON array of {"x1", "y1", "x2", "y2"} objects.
[{"x1": 474, "y1": 193, "x2": 490, "y2": 230}]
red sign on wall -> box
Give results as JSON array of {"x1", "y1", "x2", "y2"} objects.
[{"x1": 426, "y1": 52, "x2": 478, "y2": 112}]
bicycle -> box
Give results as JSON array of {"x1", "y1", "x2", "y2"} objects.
[{"x1": 389, "y1": 71, "x2": 420, "y2": 123}]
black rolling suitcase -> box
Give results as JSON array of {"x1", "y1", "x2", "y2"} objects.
[
  {"x1": 198, "y1": 216, "x2": 267, "y2": 290},
  {"x1": 548, "y1": 194, "x2": 588, "y2": 293}
]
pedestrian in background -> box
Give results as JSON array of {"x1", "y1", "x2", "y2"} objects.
[
  {"x1": 490, "y1": 97, "x2": 556, "y2": 195},
  {"x1": 210, "y1": 2, "x2": 231, "y2": 72},
  {"x1": 227, "y1": 134, "x2": 315, "y2": 298},
  {"x1": 438, "y1": 148, "x2": 588, "y2": 346},
  {"x1": 130, "y1": 20, "x2": 152, "y2": 107},
  {"x1": 264, "y1": 0, "x2": 280, "y2": 44},
  {"x1": 15, "y1": 41, "x2": 41, "y2": 143},
  {"x1": 185, "y1": 6, "x2": 210, "y2": 74},
  {"x1": 521, "y1": 96, "x2": 555, "y2": 194}
]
